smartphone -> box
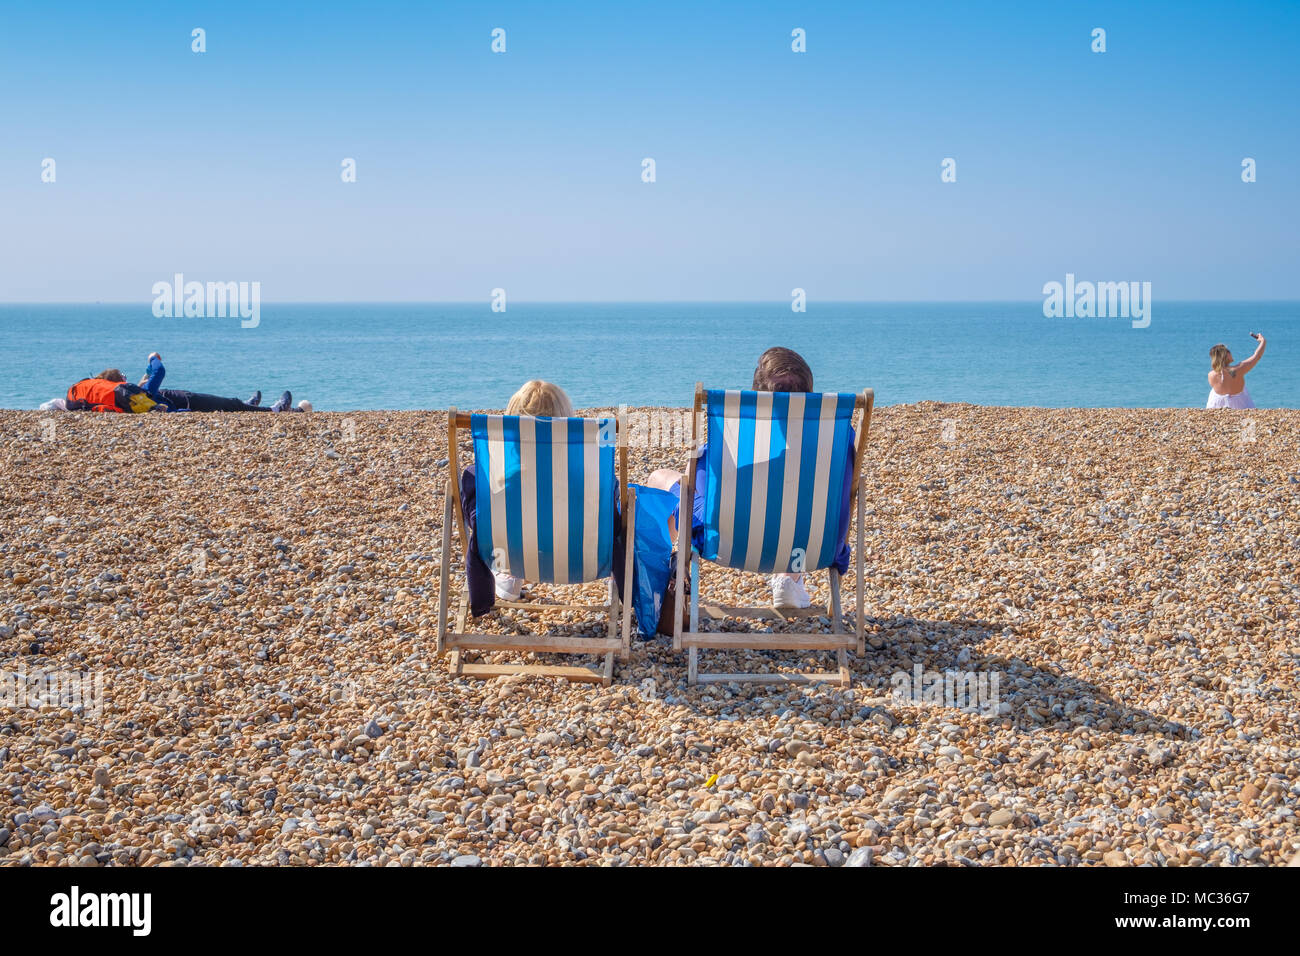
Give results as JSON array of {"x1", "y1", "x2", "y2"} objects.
[{"x1": 1250, "y1": 332, "x2": 1261, "y2": 340}]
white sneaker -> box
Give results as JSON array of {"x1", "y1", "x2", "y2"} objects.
[
  {"x1": 772, "y1": 573, "x2": 811, "y2": 609},
  {"x1": 494, "y1": 571, "x2": 523, "y2": 601}
]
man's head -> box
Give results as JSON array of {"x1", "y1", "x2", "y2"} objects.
[
  {"x1": 752, "y1": 347, "x2": 813, "y2": 393},
  {"x1": 97, "y1": 368, "x2": 127, "y2": 383}
]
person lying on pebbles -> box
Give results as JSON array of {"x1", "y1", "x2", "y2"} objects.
[
  {"x1": 60, "y1": 355, "x2": 310, "y2": 413},
  {"x1": 137, "y1": 353, "x2": 309, "y2": 412}
]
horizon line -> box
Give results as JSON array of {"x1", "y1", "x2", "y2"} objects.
[{"x1": 4, "y1": 298, "x2": 1300, "y2": 306}]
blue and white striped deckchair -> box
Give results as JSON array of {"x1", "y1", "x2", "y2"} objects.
[
  {"x1": 436, "y1": 408, "x2": 635, "y2": 685},
  {"x1": 673, "y1": 385, "x2": 874, "y2": 687}
]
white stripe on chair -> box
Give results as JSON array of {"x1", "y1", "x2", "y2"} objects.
[
  {"x1": 486, "y1": 415, "x2": 510, "y2": 575},
  {"x1": 717, "y1": 389, "x2": 742, "y2": 567},
  {"x1": 772, "y1": 392, "x2": 805, "y2": 571},
  {"x1": 582, "y1": 418, "x2": 600, "y2": 583},
  {"x1": 518, "y1": 416, "x2": 540, "y2": 583},
  {"x1": 550, "y1": 417, "x2": 570, "y2": 584},
  {"x1": 743, "y1": 391, "x2": 773, "y2": 571}
]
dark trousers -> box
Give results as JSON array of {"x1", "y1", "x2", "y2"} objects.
[
  {"x1": 459, "y1": 467, "x2": 626, "y2": 617},
  {"x1": 158, "y1": 388, "x2": 269, "y2": 412}
]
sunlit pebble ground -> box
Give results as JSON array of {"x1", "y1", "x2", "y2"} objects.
[{"x1": 0, "y1": 405, "x2": 1298, "y2": 867}]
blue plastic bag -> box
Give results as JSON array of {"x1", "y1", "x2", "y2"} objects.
[{"x1": 628, "y1": 484, "x2": 677, "y2": 637}]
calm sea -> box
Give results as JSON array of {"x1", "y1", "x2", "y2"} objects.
[{"x1": 1, "y1": 302, "x2": 1295, "y2": 411}]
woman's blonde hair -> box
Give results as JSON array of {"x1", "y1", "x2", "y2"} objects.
[
  {"x1": 1209, "y1": 344, "x2": 1233, "y2": 374},
  {"x1": 506, "y1": 380, "x2": 575, "y2": 418},
  {"x1": 97, "y1": 368, "x2": 126, "y2": 382}
]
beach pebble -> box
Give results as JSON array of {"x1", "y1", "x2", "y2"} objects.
[{"x1": 846, "y1": 847, "x2": 873, "y2": 867}]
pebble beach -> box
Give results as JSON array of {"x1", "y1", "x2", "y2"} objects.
[{"x1": 1, "y1": 404, "x2": 1297, "y2": 867}]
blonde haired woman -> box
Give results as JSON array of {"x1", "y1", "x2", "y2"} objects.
[
  {"x1": 462, "y1": 380, "x2": 577, "y2": 607},
  {"x1": 506, "y1": 380, "x2": 574, "y2": 418},
  {"x1": 1207, "y1": 334, "x2": 1265, "y2": 409}
]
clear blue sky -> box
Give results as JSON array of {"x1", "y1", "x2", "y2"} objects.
[{"x1": 2, "y1": 0, "x2": 1297, "y2": 301}]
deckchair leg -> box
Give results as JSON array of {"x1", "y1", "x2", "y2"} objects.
[
  {"x1": 830, "y1": 568, "x2": 851, "y2": 686},
  {"x1": 451, "y1": 590, "x2": 468, "y2": 677},
  {"x1": 856, "y1": 476, "x2": 866, "y2": 656},
  {"x1": 673, "y1": 480, "x2": 690, "y2": 652},
  {"x1": 456, "y1": 593, "x2": 469, "y2": 633},
  {"x1": 690, "y1": 552, "x2": 700, "y2": 634},
  {"x1": 829, "y1": 567, "x2": 844, "y2": 632},
  {"x1": 620, "y1": 493, "x2": 636, "y2": 659},
  {"x1": 688, "y1": 553, "x2": 701, "y2": 685},
  {"x1": 607, "y1": 577, "x2": 618, "y2": 643},
  {"x1": 436, "y1": 480, "x2": 453, "y2": 656},
  {"x1": 603, "y1": 581, "x2": 620, "y2": 682}
]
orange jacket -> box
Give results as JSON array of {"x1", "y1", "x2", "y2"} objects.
[
  {"x1": 67, "y1": 378, "x2": 126, "y2": 413},
  {"x1": 66, "y1": 377, "x2": 159, "y2": 414}
]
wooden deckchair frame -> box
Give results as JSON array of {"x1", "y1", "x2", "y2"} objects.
[
  {"x1": 436, "y1": 408, "x2": 635, "y2": 685},
  {"x1": 672, "y1": 384, "x2": 874, "y2": 687}
]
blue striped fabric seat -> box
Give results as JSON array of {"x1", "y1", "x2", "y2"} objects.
[
  {"x1": 700, "y1": 390, "x2": 857, "y2": 574},
  {"x1": 470, "y1": 414, "x2": 617, "y2": 584}
]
